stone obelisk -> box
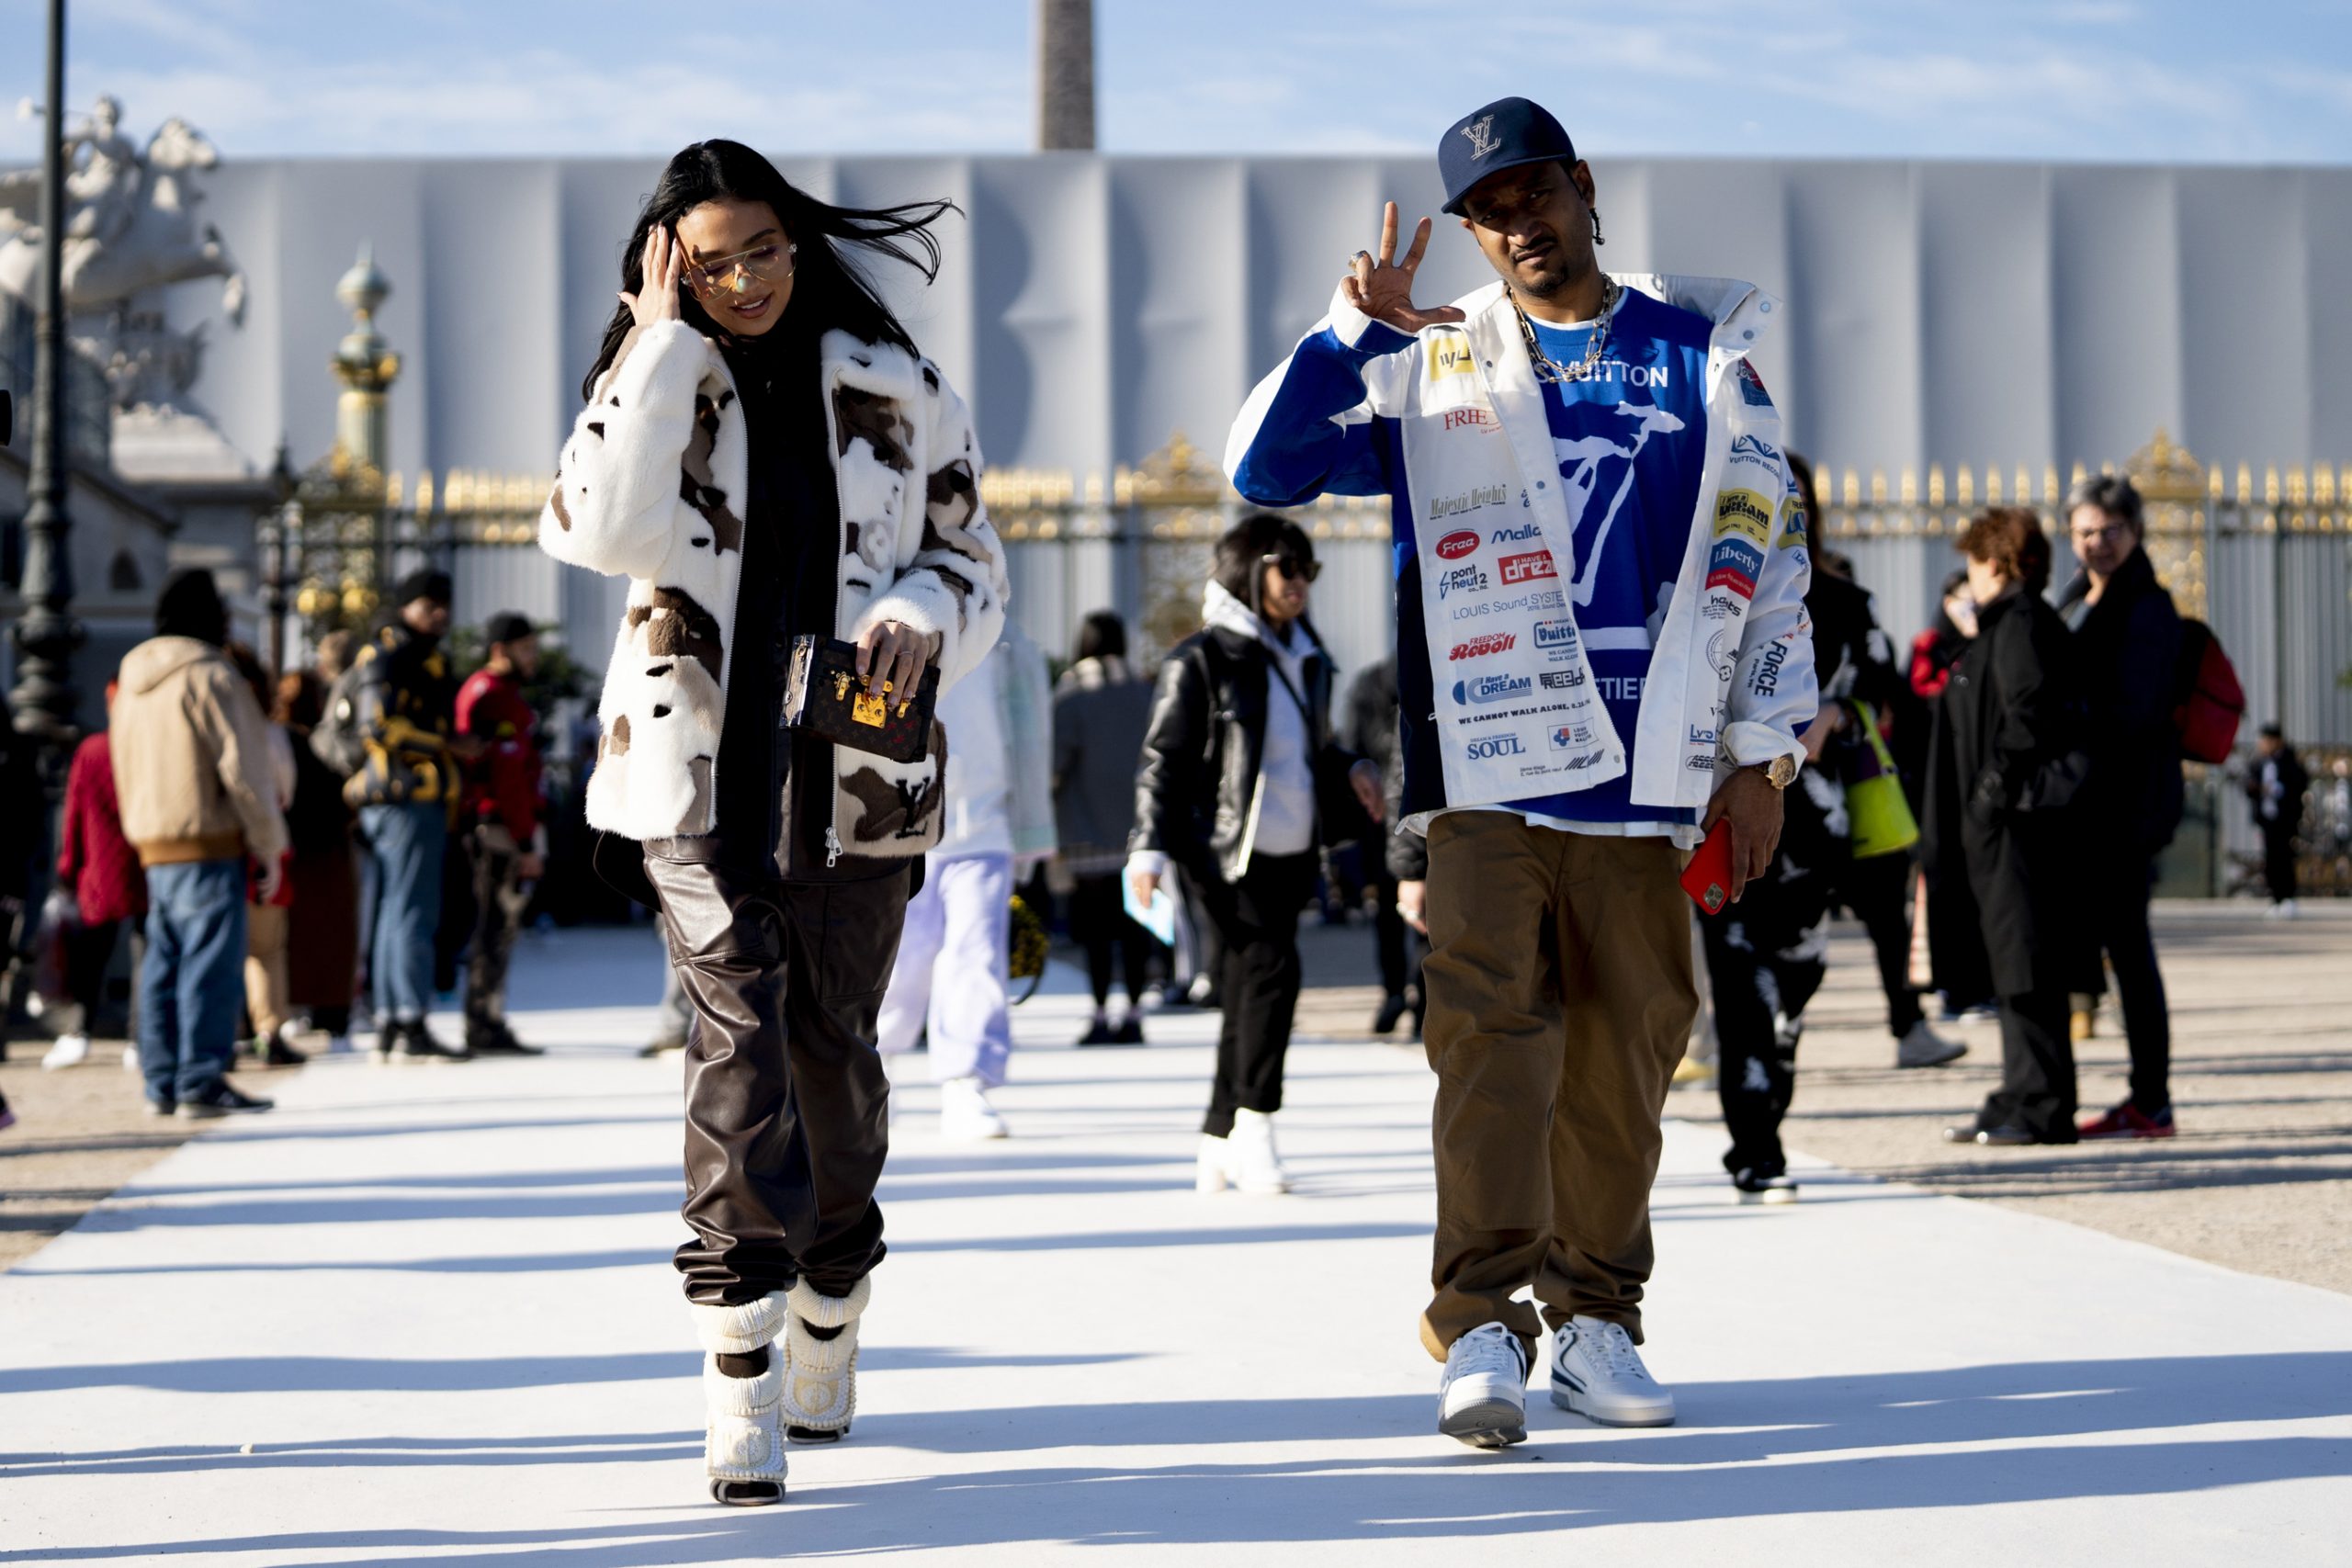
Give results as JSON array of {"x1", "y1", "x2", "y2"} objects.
[{"x1": 1035, "y1": 0, "x2": 1095, "y2": 151}]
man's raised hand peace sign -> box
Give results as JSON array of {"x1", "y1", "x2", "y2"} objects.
[{"x1": 1342, "y1": 202, "x2": 1468, "y2": 333}]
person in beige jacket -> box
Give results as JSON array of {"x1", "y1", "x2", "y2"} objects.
[{"x1": 111, "y1": 569, "x2": 288, "y2": 1118}]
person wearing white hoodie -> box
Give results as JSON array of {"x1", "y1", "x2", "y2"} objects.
[
  {"x1": 877, "y1": 621, "x2": 1056, "y2": 1139},
  {"x1": 1128, "y1": 514, "x2": 1384, "y2": 1194}
]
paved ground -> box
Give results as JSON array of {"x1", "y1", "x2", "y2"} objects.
[
  {"x1": 1294, "y1": 900, "x2": 2352, "y2": 1297},
  {"x1": 2, "y1": 926, "x2": 2348, "y2": 1565},
  {"x1": 0, "y1": 1041, "x2": 198, "y2": 1271},
  {"x1": 1722, "y1": 901, "x2": 2352, "y2": 1297}
]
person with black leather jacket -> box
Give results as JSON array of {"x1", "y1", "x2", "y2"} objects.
[
  {"x1": 1127, "y1": 513, "x2": 1381, "y2": 1196},
  {"x1": 2058, "y1": 475, "x2": 2187, "y2": 1140},
  {"x1": 1923, "y1": 508, "x2": 2095, "y2": 1146}
]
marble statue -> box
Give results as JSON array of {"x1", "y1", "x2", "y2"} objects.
[{"x1": 0, "y1": 97, "x2": 246, "y2": 413}]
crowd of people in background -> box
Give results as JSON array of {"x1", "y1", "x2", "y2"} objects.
[
  {"x1": 0, "y1": 479, "x2": 2333, "y2": 1161},
  {"x1": 0, "y1": 563, "x2": 555, "y2": 1131}
]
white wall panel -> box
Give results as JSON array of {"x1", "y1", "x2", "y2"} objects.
[
  {"x1": 2306, "y1": 169, "x2": 2352, "y2": 458},
  {"x1": 2178, "y1": 167, "x2": 2312, "y2": 463},
  {"x1": 420, "y1": 163, "x2": 564, "y2": 480},
  {"x1": 555, "y1": 157, "x2": 664, "y2": 445},
  {"x1": 1242, "y1": 160, "x2": 1391, "y2": 391},
  {"x1": 1783, "y1": 162, "x2": 1925, "y2": 474},
  {"x1": 1617, "y1": 158, "x2": 1798, "y2": 445},
  {"x1": 2051, "y1": 166, "x2": 2183, "y2": 464},
  {"x1": 968, "y1": 156, "x2": 1111, "y2": 478},
  {"x1": 1918, "y1": 163, "x2": 2056, "y2": 470},
  {"x1": 1108, "y1": 159, "x2": 1248, "y2": 469},
  {"x1": 834, "y1": 157, "x2": 978, "y2": 398},
  {"x1": 166, "y1": 153, "x2": 2352, "y2": 480}
]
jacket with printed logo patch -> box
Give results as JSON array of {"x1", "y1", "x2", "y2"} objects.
[
  {"x1": 540, "y1": 320, "x2": 1008, "y2": 863},
  {"x1": 1225, "y1": 275, "x2": 1815, "y2": 839}
]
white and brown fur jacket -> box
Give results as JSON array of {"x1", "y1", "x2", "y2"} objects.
[{"x1": 539, "y1": 317, "x2": 1009, "y2": 860}]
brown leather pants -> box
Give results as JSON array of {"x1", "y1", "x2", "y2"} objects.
[{"x1": 645, "y1": 842, "x2": 908, "y2": 1306}]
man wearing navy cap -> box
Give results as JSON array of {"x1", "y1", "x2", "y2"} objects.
[{"x1": 1227, "y1": 96, "x2": 1817, "y2": 1449}]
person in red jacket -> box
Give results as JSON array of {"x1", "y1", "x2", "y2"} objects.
[
  {"x1": 44, "y1": 678, "x2": 149, "y2": 1070},
  {"x1": 1908, "y1": 569, "x2": 1973, "y2": 705},
  {"x1": 457, "y1": 612, "x2": 547, "y2": 1055}
]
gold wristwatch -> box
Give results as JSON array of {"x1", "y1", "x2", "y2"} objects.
[{"x1": 1755, "y1": 755, "x2": 1799, "y2": 789}]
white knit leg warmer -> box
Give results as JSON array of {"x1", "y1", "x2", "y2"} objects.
[
  {"x1": 688, "y1": 1292, "x2": 786, "y2": 1356},
  {"x1": 701, "y1": 1349, "x2": 786, "y2": 1492},
  {"x1": 781, "y1": 1276, "x2": 871, "y2": 1438}
]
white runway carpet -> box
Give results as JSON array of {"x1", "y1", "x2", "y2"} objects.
[{"x1": 3, "y1": 928, "x2": 2346, "y2": 1565}]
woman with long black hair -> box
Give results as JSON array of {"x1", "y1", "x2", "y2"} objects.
[
  {"x1": 1128, "y1": 514, "x2": 1381, "y2": 1196},
  {"x1": 539, "y1": 141, "x2": 1007, "y2": 1506}
]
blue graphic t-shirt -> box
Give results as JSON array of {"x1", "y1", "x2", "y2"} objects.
[{"x1": 1511, "y1": 288, "x2": 1712, "y2": 826}]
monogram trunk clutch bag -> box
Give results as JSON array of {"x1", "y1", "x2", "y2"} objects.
[{"x1": 781, "y1": 635, "x2": 940, "y2": 765}]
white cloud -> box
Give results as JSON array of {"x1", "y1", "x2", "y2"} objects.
[
  {"x1": 0, "y1": 19, "x2": 1030, "y2": 161},
  {"x1": 4, "y1": 0, "x2": 2346, "y2": 165}
]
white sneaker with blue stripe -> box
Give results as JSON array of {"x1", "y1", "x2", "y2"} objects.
[
  {"x1": 1437, "y1": 1322, "x2": 1530, "y2": 1449},
  {"x1": 1550, "y1": 1315, "x2": 1677, "y2": 1427}
]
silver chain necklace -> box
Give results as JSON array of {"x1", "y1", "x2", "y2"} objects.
[{"x1": 1513, "y1": 276, "x2": 1621, "y2": 385}]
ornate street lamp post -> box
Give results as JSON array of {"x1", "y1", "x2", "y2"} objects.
[{"x1": 10, "y1": 0, "x2": 85, "y2": 776}]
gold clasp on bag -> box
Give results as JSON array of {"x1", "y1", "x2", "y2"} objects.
[{"x1": 853, "y1": 678, "x2": 891, "y2": 728}]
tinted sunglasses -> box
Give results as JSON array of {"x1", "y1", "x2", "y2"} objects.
[
  {"x1": 1262, "y1": 552, "x2": 1321, "y2": 582},
  {"x1": 684, "y1": 241, "x2": 797, "y2": 302}
]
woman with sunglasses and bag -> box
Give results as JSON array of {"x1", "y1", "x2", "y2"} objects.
[
  {"x1": 539, "y1": 141, "x2": 1006, "y2": 1506},
  {"x1": 1128, "y1": 513, "x2": 1383, "y2": 1195}
]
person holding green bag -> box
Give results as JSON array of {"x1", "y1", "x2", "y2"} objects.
[{"x1": 1699, "y1": 458, "x2": 1966, "y2": 1200}]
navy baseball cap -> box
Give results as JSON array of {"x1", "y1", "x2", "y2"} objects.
[{"x1": 1439, "y1": 96, "x2": 1577, "y2": 216}]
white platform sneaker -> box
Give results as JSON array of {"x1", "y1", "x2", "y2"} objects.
[
  {"x1": 780, "y1": 1276, "x2": 869, "y2": 1444},
  {"x1": 939, "y1": 1076, "x2": 1009, "y2": 1140},
  {"x1": 1438, "y1": 1322, "x2": 1530, "y2": 1449},
  {"x1": 42, "y1": 1033, "x2": 90, "y2": 1070},
  {"x1": 690, "y1": 1293, "x2": 788, "y2": 1505},
  {"x1": 1550, "y1": 1315, "x2": 1677, "y2": 1427}
]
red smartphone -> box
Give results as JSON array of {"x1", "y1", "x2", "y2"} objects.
[{"x1": 1680, "y1": 818, "x2": 1737, "y2": 915}]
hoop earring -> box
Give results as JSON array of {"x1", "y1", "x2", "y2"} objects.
[{"x1": 1590, "y1": 209, "x2": 1606, "y2": 247}]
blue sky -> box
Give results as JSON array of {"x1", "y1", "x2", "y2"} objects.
[{"x1": 3, "y1": 0, "x2": 2349, "y2": 164}]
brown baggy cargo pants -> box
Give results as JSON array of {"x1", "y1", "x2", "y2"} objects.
[{"x1": 1417, "y1": 811, "x2": 1697, "y2": 1363}]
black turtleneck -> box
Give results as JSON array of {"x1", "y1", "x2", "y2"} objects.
[{"x1": 713, "y1": 317, "x2": 840, "y2": 858}]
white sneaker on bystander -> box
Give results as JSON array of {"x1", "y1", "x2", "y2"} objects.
[
  {"x1": 1896, "y1": 1019, "x2": 1967, "y2": 1068},
  {"x1": 939, "y1": 1076, "x2": 1009, "y2": 1141},
  {"x1": 1227, "y1": 1108, "x2": 1290, "y2": 1194}
]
